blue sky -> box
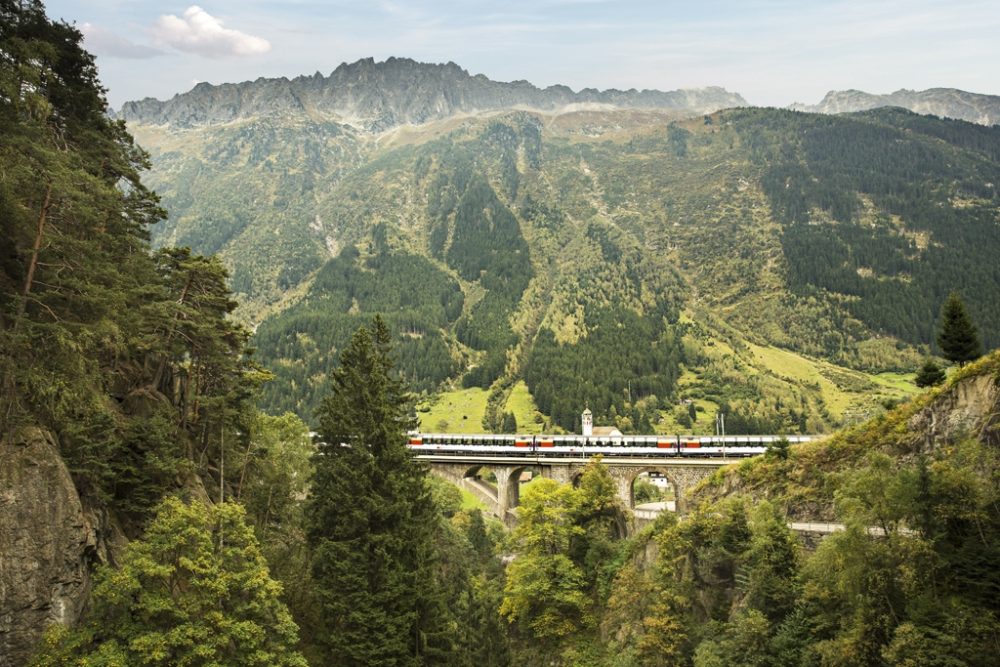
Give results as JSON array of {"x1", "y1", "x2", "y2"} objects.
[{"x1": 48, "y1": 0, "x2": 1000, "y2": 109}]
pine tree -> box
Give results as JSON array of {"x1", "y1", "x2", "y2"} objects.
[
  {"x1": 936, "y1": 292, "x2": 982, "y2": 365},
  {"x1": 501, "y1": 411, "x2": 518, "y2": 433},
  {"x1": 914, "y1": 359, "x2": 946, "y2": 388},
  {"x1": 305, "y1": 316, "x2": 454, "y2": 665}
]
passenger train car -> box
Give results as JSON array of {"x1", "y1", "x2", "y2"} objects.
[{"x1": 406, "y1": 433, "x2": 818, "y2": 458}]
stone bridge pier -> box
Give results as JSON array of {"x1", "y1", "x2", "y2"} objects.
[
  {"x1": 602, "y1": 464, "x2": 717, "y2": 516},
  {"x1": 426, "y1": 462, "x2": 528, "y2": 527},
  {"x1": 427, "y1": 458, "x2": 721, "y2": 532}
]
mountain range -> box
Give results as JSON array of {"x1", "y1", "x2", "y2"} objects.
[
  {"x1": 118, "y1": 58, "x2": 1000, "y2": 131},
  {"x1": 791, "y1": 87, "x2": 1000, "y2": 126},
  {"x1": 120, "y1": 58, "x2": 1000, "y2": 434},
  {"x1": 117, "y1": 57, "x2": 746, "y2": 132}
]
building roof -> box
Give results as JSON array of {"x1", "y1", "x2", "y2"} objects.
[{"x1": 592, "y1": 426, "x2": 623, "y2": 437}]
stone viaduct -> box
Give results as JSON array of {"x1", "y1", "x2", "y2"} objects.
[{"x1": 420, "y1": 454, "x2": 727, "y2": 531}]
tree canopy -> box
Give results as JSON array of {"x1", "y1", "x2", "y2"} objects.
[{"x1": 31, "y1": 497, "x2": 308, "y2": 667}]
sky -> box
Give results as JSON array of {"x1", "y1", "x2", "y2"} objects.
[{"x1": 47, "y1": 0, "x2": 1000, "y2": 110}]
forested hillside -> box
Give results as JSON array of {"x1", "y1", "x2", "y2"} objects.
[{"x1": 127, "y1": 89, "x2": 1000, "y2": 432}]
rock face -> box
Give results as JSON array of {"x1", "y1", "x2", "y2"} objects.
[
  {"x1": 791, "y1": 88, "x2": 1000, "y2": 126},
  {"x1": 0, "y1": 428, "x2": 96, "y2": 667},
  {"x1": 117, "y1": 56, "x2": 747, "y2": 130},
  {"x1": 907, "y1": 371, "x2": 1000, "y2": 451}
]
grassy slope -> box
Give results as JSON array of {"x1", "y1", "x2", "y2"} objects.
[
  {"x1": 504, "y1": 381, "x2": 545, "y2": 434},
  {"x1": 417, "y1": 387, "x2": 490, "y2": 433}
]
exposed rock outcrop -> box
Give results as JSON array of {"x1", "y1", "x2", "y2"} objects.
[
  {"x1": 907, "y1": 368, "x2": 1000, "y2": 451},
  {"x1": 0, "y1": 429, "x2": 99, "y2": 667},
  {"x1": 791, "y1": 87, "x2": 1000, "y2": 126},
  {"x1": 117, "y1": 56, "x2": 747, "y2": 130}
]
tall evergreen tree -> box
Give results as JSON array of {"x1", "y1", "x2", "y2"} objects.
[
  {"x1": 0, "y1": 0, "x2": 258, "y2": 519},
  {"x1": 936, "y1": 292, "x2": 982, "y2": 365},
  {"x1": 305, "y1": 316, "x2": 453, "y2": 665}
]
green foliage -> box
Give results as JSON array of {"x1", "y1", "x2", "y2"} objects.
[
  {"x1": 765, "y1": 436, "x2": 790, "y2": 460},
  {"x1": 602, "y1": 354, "x2": 1000, "y2": 666},
  {"x1": 305, "y1": 317, "x2": 497, "y2": 664},
  {"x1": 633, "y1": 477, "x2": 662, "y2": 504},
  {"x1": 427, "y1": 474, "x2": 464, "y2": 517},
  {"x1": 732, "y1": 107, "x2": 1000, "y2": 351},
  {"x1": 500, "y1": 411, "x2": 518, "y2": 433},
  {"x1": 599, "y1": 499, "x2": 801, "y2": 666},
  {"x1": 915, "y1": 358, "x2": 946, "y2": 387},
  {"x1": 526, "y1": 306, "x2": 683, "y2": 431},
  {"x1": 0, "y1": 0, "x2": 259, "y2": 525},
  {"x1": 255, "y1": 247, "x2": 464, "y2": 419},
  {"x1": 501, "y1": 459, "x2": 626, "y2": 663},
  {"x1": 937, "y1": 291, "x2": 982, "y2": 365},
  {"x1": 31, "y1": 497, "x2": 307, "y2": 667}
]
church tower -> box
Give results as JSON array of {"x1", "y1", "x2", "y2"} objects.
[{"x1": 581, "y1": 408, "x2": 593, "y2": 437}]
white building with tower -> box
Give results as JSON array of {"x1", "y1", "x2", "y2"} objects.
[{"x1": 581, "y1": 408, "x2": 622, "y2": 437}]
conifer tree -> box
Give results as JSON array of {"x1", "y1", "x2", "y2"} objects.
[
  {"x1": 914, "y1": 359, "x2": 946, "y2": 388},
  {"x1": 306, "y1": 316, "x2": 454, "y2": 665},
  {"x1": 936, "y1": 292, "x2": 982, "y2": 365}
]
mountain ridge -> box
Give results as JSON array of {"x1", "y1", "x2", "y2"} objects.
[
  {"x1": 791, "y1": 87, "x2": 1000, "y2": 126},
  {"x1": 116, "y1": 56, "x2": 747, "y2": 131}
]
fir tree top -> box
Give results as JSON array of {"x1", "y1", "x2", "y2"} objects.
[{"x1": 936, "y1": 292, "x2": 982, "y2": 366}]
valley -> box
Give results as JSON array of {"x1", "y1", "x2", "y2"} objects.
[{"x1": 5, "y1": 4, "x2": 1000, "y2": 661}]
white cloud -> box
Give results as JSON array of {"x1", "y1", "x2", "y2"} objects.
[
  {"x1": 81, "y1": 22, "x2": 161, "y2": 59},
  {"x1": 151, "y1": 6, "x2": 271, "y2": 58}
]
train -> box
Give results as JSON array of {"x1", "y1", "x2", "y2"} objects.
[{"x1": 406, "y1": 432, "x2": 818, "y2": 458}]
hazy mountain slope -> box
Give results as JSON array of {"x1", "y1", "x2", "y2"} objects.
[
  {"x1": 791, "y1": 87, "x2": 1000, "y2": 126},
  {"x1": 124, "y1": 68, "x2": 1000, "y2": 431}
]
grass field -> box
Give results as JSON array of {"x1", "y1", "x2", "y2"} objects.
[
  {"x1": 459, "y1": 486, "x2": 487, "y2": 511},
  {"x1": 504, "y1": 381, "x2": 545, "y2": 433},
  {"x1": 747, "y1": 342, "x2": 854, "y2": 418},
  {"x1": 417, "y1": 387, "x2": 489, "y2": 433},
  {"x1": 870, "y1": 371, "x2": 920, "y2": 393},
  {"x1": 746, "y1": 342, "x2": 918, "y2": 420}
]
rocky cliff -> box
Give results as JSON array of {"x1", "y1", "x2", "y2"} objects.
[
  {"x1": 0, "y1": 429, "x2": 114, "y2": 666},
  {"x1": 0, "y1": 426, "x2": 217, "y2": 665},
  {"x1": 117, "y1": 56, "x2": 747, "y2": 131},
  {"x1": 791, "y1": 87, "x2": 1000, "y2": 126}
]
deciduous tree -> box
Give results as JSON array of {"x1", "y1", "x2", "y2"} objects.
[{"x1": 31, "y1": 497, "x2": 307, "y2": 667}]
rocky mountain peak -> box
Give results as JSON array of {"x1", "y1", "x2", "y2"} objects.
[{"x1": 117, "y1": 57, "x2": 747, "y2": 131}]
